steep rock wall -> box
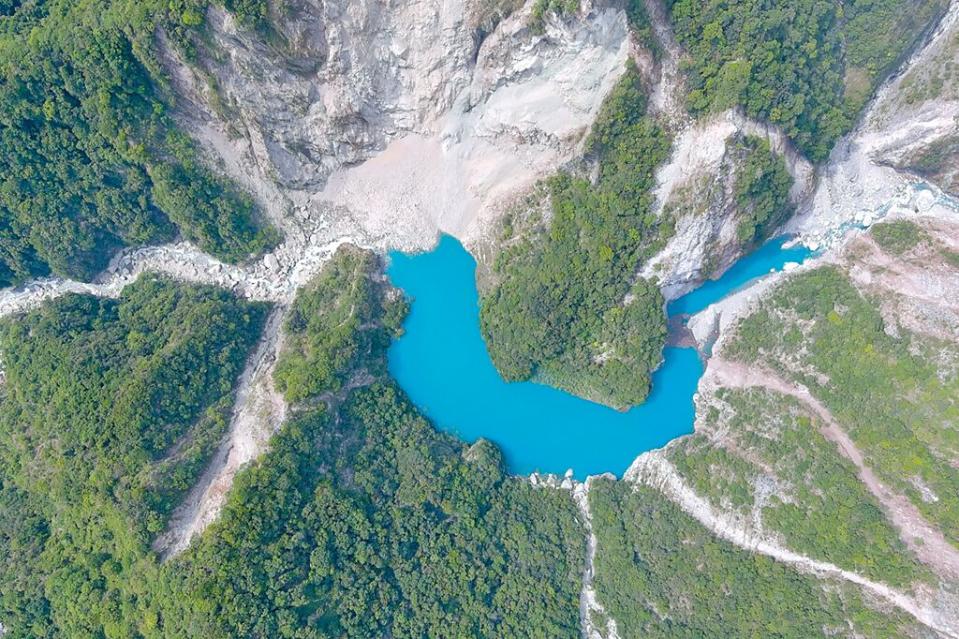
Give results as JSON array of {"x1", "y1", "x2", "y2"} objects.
[{"x1": 164, "y1": 0, "x2": 631, "y2": 255}]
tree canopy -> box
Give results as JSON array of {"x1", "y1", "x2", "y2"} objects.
[
  {"x1": 481, "y1": 64, "x2": 671, "y2": 409},
  {"x1": 0, "y1": 0, "x2": 277, "y2": 286},
  {"x1": 667, "y1": 0, "x2": 947, "y2": 161}
]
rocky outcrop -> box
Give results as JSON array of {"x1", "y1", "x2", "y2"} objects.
[
  {"x1": 572, "y1": 477, "x2": 622, "y2": 639},
  {"x1": 787, "y1": 1, "x2": 959, "y2": 249},
  {"x1": 642, "y1": 110, "x2": 814, "y2": 299},
  {"x1": 162, "y1": 0, "x2": 631, "y2": 255},
  {"x1": 866, "y1": 1, "x2": 959, "y2": 198}
]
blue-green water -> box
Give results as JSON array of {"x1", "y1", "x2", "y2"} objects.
[
  {"x1": 667, "y1": 237, "x2": 813, "y2": 316},
  {"x1": 387, "y1": 235, "x2": 812, "y2": 479}
]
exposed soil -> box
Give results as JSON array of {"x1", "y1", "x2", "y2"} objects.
[{"x1": 152, "y1": 306, "x2": 289, "y2": 559}]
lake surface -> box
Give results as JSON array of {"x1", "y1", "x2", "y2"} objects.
[{"x1": 387, "y1": 235, "x2": 812, "y2": 479}]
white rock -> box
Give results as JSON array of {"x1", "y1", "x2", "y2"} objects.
[{"x1": 164, "y1": 0, "x2": 630, "y2": 255}]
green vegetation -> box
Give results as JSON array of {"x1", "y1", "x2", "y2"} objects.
[
  {"x1": 174, "y1": 246, "x2": 582, "y2": 638},
  {"x1": 898, "y1": 29, "x2": 959, "y2": 105},
  {"x1": 273, "y1": 246, "x2": 408, "y2": 403},
  {"x1": 590, "y1": 479, "x2": 920, "y2": 638},
  {"x1": 470, "y1": 0, "x2": 525, "y2": 35},
  {"x1": 729, "y1": 264, "x2": 959, "y2": 545},
  {"x1": 667, "y1": 0, "x2": 947, "y2": 161},
  {"x1": 870, "y1": 219, "x2": 931, "y2": 256},
  {"x1": 529, "y1": 0, "x2": 578, "y2": 33},
  {"x1": 670, "y1": 435, "x2": 756, "y2": 511},
  {"x1": 481, "y1": 64, "x2": 672, "y2": 408},
  {"x1": 0, "y1": 276, "x2": 268, "y2": 638},
  {"x1": 623, "y1": 0, "x2": 655, "y2": 46},
  {"x1": 0, "y1": 248, "x2": 585, "y2": 637},
  {"x1": 0, "y1": 0, "x2": 277, "y2": 286},
  {"x1": 672, "y1": 388, "x2": 929, "y2": 587},
  {"x1": 165, "y1": 383, "x2": 584, "y2": 638},
  {"x1": 222, "y1": 0, "x2": 269, "y2": 29},
  {"x1": 732, "y1": 135, "x2": 794, "y2": 246}
]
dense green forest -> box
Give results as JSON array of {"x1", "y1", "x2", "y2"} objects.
[
  {"x1": 164, "y1": 389, "x2": 584, "y2": 637},
  {"x1": 732, "y1": 135, "x2": 794, "y2": 246},
  {"x1": 0, "y1": 276, "x2": 267, "y2": 637},
  {"x1": 667, "y1": 0, "x2": 947, "y2": 161},
  {"x1": 589, "y1": 479, "x2": 920, "y2": 638},
  {"x1": 273, "y1": 246, "x2": 408, "y2": 403},
  {"x1": 480, "y1": 64, "x2": 671, "y2": 409},
  {"x1": 0, "y1": 0, "x2": 276, "y2": 286},
  {"x1": 0, "y1": 248, "x2": 585, "y2": 637},
  {"x1": 161, "y1": 246, "x2": 584, "y2": 638}
]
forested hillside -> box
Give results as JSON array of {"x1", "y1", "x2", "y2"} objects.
[
  {"x1": 667, "y1": 0, "x2": 947, "y2": 160},
  {"x1": 728, "y1": 230, "x2": 959, "y2": 546},
  {"x1": 1, "y1": 1, "x2": 956, "y2": 637},
  {"x1": 0, "y1": 248, "x2": 585, "y2": 637},
  {"x1": 0, "y1": 0, "x2": 275, "y2": 286},
  {"x1": 613, "y1": 218, "x2": 959, "y2": 637},
  {"x1": 0, "y1": 276, "x2": 267, "y2": 637},
  {"x1": 481, "y1": 63, "x2": 672, "y2": 409},
  {"x1": 589, "y1": 480, "x2": 925, "y2": 638},
  {"x1": 160, "y1": 247, "x2": 585, "y2": 638}
]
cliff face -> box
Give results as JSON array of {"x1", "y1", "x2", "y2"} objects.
[
  {"x1": 163, "y1": 0, "x2": 630, "y2": 254},
  {"x1": 867, "y1": 4, "x2": 959, "y2": 198},
  {"x1": 641, "y1": 110, "x2": 814, "y2": 299}
]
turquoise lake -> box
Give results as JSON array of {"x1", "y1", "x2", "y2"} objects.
[
  {"x1": 667, "y1": 236, "x2": 813, "y2": 316},
  {"x1": 387, "y1": 235, "x2": 812, "y2": 479}
]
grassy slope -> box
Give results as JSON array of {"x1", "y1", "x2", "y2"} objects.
[
  {"x1": 727, "y1": 223, "x2": 959, "y2": 546},
  {"x1": 670, "y1": 387, "x2": 931, "y2": 587}
]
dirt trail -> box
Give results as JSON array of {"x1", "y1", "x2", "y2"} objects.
[
  {"x1": 152, "y1": 306, "x2": 288, "y2": 559},
  {"x1": 707, "y1": 357, "x2": 959, "y2": 582},
  {"x1": 852, "y1": 234, "x2": 959, "y2": 312},
  {"x1": 627, "y1": 454, "x2": 959, "y2": 639}
]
